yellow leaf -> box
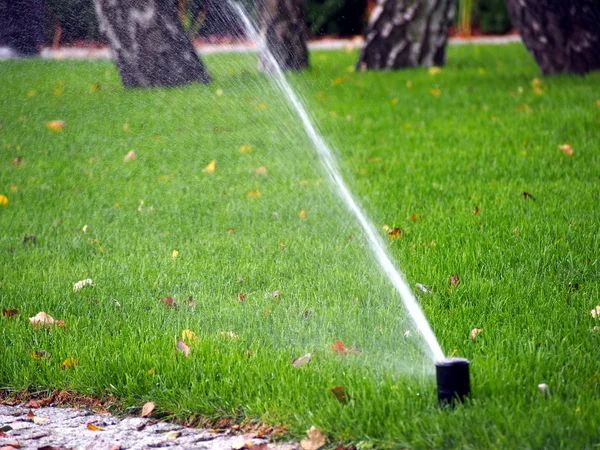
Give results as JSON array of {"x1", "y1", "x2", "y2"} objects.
[
  {"x1": 216, "y1": 88, "x2": 224, "y2": 96},
  {"x1": 172, "y1": 249, "x2": 179, "y2": 260},
  {"x1": 61, "y1": 357, "x2": 80, "y2": 369},
  {"x1": 405, "y1": 80, "x2": 413, "y2": 88},
  {"x1": 298, "y1": 210, "x2": 307, "y2": 219},
  {"x1": 430, "y1": 88, "x2": 441, "y2": 98},
  {"x1": 123, "y1": 122, "x2": 130, "y2": 131},
  {"x1": 141, "y1": 401, "x2": 155, "y2": 417},
  {"x1": 239, "y1": 145, "x2": 253, "y2": 153},
  {"x1": 428, "y1": 66, "x2": 441, "y2": 75},
  {"x1": 300, "y1": 426, "x2": 326, "y2": 450},
  {"x1": 10, "y1": 185, "x2": 17, "y2": 191},
  {"x1": 203, "y1": 160, "x2": 216, "y2": 173},
  {"x1": 86, "y1": 423, "x2": 104, "y2": 431},
  {"x1": 248, "y1": 190, "x2": 261, "y2": 197},
  {"x1": 148, "y1": 367, "x2": 155, "y2": 375},
  {"x1": 89, "y1": 82, "x2": 101, "y2": 92},
  {"x1": 391, "y1": 98, "x2": 399, "y2": 105},
  {"x1": 46, "y1": 120, "x2": 65, "y2": 131},
  {"x1": 181, "y1": 329, "x2": 198, "y2": 343},
  {"x1": 256, "y1": 103, "x2": 267, "y2": 111},
  {"x1": 255, "y1": 166, "x2": 267, "y2": 175},
  {"x1": 27, "y1": 89, "x2": 37, "y2": 97},
  {"x1": 0, "y1": 194, "x2": 8, "y2": 206}
]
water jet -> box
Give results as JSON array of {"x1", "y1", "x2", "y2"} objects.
[{"x1": 435, "y1": 357, "x2": 470, "y2": 404}]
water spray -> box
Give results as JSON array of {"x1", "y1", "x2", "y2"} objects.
[{"x1": 229, "y1": 2, "x2": 471, "y2": 405}]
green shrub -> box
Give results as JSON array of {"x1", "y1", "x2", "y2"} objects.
[{"x1": 478, "y1": 0, "x2": 512, "y2": 34}]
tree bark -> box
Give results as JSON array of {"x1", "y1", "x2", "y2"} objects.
[
  {"x1": 257, "y1": 0, "x2": 309, "y2": 72},
  {"x1": 504, "y1": 0, "x2": 600, "y2": 75},
  {"x1": 0, "y1": 0, "x2": 44, "y2": 56},
  {"x1": 357, "y1": 0, "x2": 455, "y2": 70},
  {"x1": 93, "y1": 0, "x2": 211, "y2": 88}
]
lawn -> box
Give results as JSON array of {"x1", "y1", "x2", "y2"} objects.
[{"x1": 1, "y1": 43, "x2": 599, "y2": 449}]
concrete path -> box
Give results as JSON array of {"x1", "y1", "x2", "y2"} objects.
[
  {"x1": 0, "y1": 36, "x2": 521, "y2": 61},
  {"x1": 0, "y1": 405, "x2": 299, "y2": 450}
]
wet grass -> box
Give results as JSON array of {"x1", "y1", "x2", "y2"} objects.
[{"x1": 1, "y1": 43, "x2": 600, "y2": 449}]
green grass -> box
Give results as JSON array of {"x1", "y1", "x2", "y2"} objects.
[{"x1": 1, "y1": 43, "x2": 600, "y2": 449}]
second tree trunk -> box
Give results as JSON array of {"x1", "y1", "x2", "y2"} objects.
[
  {"x1": 257, "y1": 0, "x2": 309, "y2": 72},
  {"x1": 357, "y1": 0, "x2": 455, "y2": 70}
]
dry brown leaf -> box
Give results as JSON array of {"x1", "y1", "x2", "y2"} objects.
[
  {"x1": 2, "y1": 308, "x2": 18, "y2": 317},
  {"x1": 86, "y1": 423, "x2": 104, "y2": 431},
  {"x1": 300, "y1": 426, "x2": 326, "y2": 450},
  {"x1": 331, "y1": 340, "x2": 361, "y2": 356},
  {"x1": 292, "y1": 353, "x2": 312, "y2": 368},
  {"x1": 29, "y1": 312, "x2": 54, "y2": 326},
  {"x1": 474, "y1": 205, "x2": 480, "y2": 215},
  {"x1": 449, "y1": 275, "x2": 460, "y2": 287},
  {"x1": 387, "y1": 227, "x2": 402, "y2": 239},
  {"x1": 159, "y1": 296, "x2": 177, "y2": 309},
  {"x1": 330, "y1": 385, "x2": 349, "y2": 404},
  {"x1": 176, "y1": 337, "x2": 190, "y2": 356},
  {"x1": 141, "y1": 401, "x2": 155, "y2": 417}
]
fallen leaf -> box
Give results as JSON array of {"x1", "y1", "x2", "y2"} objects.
[
  {"x1": 474, "y1": 205, "x2": 480, "y2": 215},
  {"x1": 46, "y1": 120, "x2": 65, "y2": 132},
  {"x1": 298, "y1": 210, "x2": 307, "y2": 219},
  {"x1": 33, "y1": 416, "x2": 49, "y2": 424},
  {"x1": 166, "y1": 431, "x2": 181, "y2": 439},
  {"x1": 2, "y1": 308, "x2": 18, "y2": 317},
  {"x1": 171, "y1": 249, "x2": 179, "y2": 260},
  {"x1": 203, "y1": 160, "x2": 216, "y2": 173},
  {"x1": 176, "y1": 337, "x2": 190, "y2": 356},
  {"x1": 272, "y1": 290, "x2": 281, "y2": 298},
  {"x1": 86, "y1": 423, "x2": 104, "y2": 431},
  {"x1": 470, "y1": 328, "x2": 483, "y2": 339},
  {"x1": 123, "y1": 150, "x2": 136, "y2": 162},
  {"x1": 538, "y1": 383, "x2": 548, "y2": 394},
  {"x1": 590, "y1": 305, "x2": 600, "y2": 319},
  {"x1": 61, "y1": 358, "x2": 80, "y2": 369},
  {"x1": 216, "y1": 88, "x2": 224, "y2": 96},
  {"x1": 27, "y1": 409, "x2": 34, "y2": 418},
  {"x1": 141, "y1": 401, "x2": 155, "y2": 417},
  {"x1": 387, "y1": 227, "x2": 402, "y2": 239},
  {"x1": 181, "y1": 329, "x2": 198, "y2": 343},
  {"x1": 89, "y1": 82, "x2": 101, "y2": 92},
  {"x1": 559, "y1": 144, "x2": 573, "y2": 156},
  {"x1": 430, "y1": 88, "x2": 441, "y2": 98},
  {"x1": 292, "y1": 353, "x2": 312, "y2": 368},
  {"x1": 330, "y1": 385, "x2": 349, "y2": 403},
  {"x1": 522, "y1": 191, "x2": 535, "y2": 200},
  {"x1": 428, "y1": 66, "x2": 441, "y2": 75},
  {"x1": 415, "y1": 283, "x2": 433, "y2": 294},
  {"x1": 331, "y1": 340, "x2": 361, "y2": 356},
  {"x1": 10, "y1": 157, "x2": 23, "y2": 166},
  {"x1": 449, "y1": 275, "x2": 460, "y2": 287},
  {"x1": 255, "y1": 166, "x2": 267, "y2": 175},
  {"x1": 55, "y1": 320, "x2": 66, "y2": 327},
  {"x1": 248, "y1": 190, "x2": 261, "y2": 197},
  {"x1": 159, "y1": 296, "x2": 177, "y2": 309},
  {"x1": 109, "y1": 445, "x2": 121, "y2": 450},
  {"x1": 217, "y1": 331, "x2": 240, "y2": 339},
  {"x1": 31, "y1": 350, "x2": 50, "y2": 359},
  {"x1": 0, "y1": 195, "x2": 8, "y2": 206},
  {"x1": 300, "y1": 426, "x2": 326, "y2": 450},
  {"x1": 29, "y1": 312, "x2": 54, "y2": 326},
  {"x1": 240, "y1": 145, "x2": 253, "y2": 153},
  {"x1": 73, "y1": 279, "x2": 93, "y2": 292},
  {"x1": 238, "y1": 293, "x2": 246, "y2": 301}
]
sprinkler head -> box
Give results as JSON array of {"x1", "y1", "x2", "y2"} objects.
[{"x1": 435, "y1": 357, "x2": 470, "y2": 404}]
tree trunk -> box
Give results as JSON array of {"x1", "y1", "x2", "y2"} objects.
[
  {"x1": 257, "y1": 0, "x2": 309, "y2": 72},
  {"x1": 357, "y1": 0, "x2": 455, "y2": 70},
  {"x1": 93, "y1": 0, "x2": 211, "y2": 88},
  {"x1": 0, "y1": 0, "x2": 44, "y2": 56},
  {"x1": 504, "y1": 0, "x2": 600, "y2": 75}
]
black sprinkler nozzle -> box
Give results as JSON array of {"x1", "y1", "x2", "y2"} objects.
[{"x1": 435, "y1": 357, "x2": 470, "y2": 404}]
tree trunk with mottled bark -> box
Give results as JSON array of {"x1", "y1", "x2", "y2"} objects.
[
  {"x1": 357, "y1": 0, "x2": 455, "y2": 70},
  {"x1": 93, "y1": 0, "x2": 211, "y2": 88},
  {"x1": 258, "y1": 0, "x2": 309, "y2": 72},
  {"x1": 504, "y1": 0, "x2": 600, "y2": 75},
  {"x1": 0, "y1": 0, "x2": 44, "y2": 56}
]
